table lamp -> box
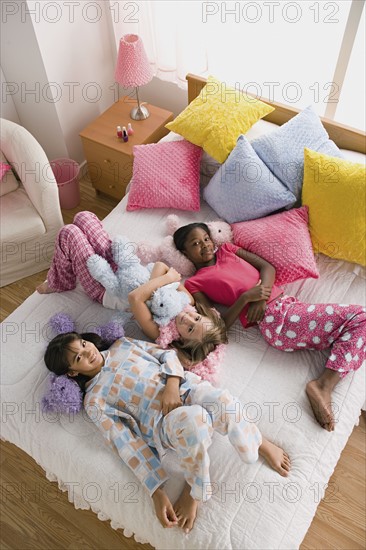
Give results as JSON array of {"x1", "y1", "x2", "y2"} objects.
[{"x1": 115, "y1": 34, "x2": 154, "y2": 120}]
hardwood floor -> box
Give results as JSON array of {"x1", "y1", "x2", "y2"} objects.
[{"x1": 0, "y1": 177, "x2": 365, "y2": 549}]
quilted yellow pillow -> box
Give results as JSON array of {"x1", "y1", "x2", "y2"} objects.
[
  {"x1": 166, "y1": 76, "x2": 274, "y2": 163},
  {"x1": 302, "y1": 148, "x2": 366, "y2": 266}
]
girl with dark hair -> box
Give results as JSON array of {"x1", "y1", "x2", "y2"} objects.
[
  {"x1": 173, "y1": 223, "x2": 366, "y2": 432},
  {"x1": 44, "y1": 331, "x2": 291, "y2": 533},
  {"x1": 37, "y1": 211, "x2": 228, "y2": 368}
]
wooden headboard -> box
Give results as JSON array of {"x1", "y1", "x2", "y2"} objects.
[{"x1": 186, "y1": 74, "x2": 366, "y2": 154}]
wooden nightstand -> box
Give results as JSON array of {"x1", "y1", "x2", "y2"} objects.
[{"x1": 79, "y1": 98, "x2": 173, "y2": 200}]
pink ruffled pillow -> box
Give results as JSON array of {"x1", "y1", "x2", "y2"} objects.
[
  {"x1": 127, "y1": 140, "x2": 202, "y2": 211},
  {"x1": 231, "y1": 206, "x2": 319, "y2": 286},
  {"x1": 0, "y1": 162, "x2": 11, "y2": 180}
]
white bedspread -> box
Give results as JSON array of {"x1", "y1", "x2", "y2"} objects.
[{"x1": 1, "y1": 196, "x2": 365, "y2": 550}]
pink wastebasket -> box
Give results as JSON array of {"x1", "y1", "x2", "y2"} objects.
[{"x1": 50, "y1": 158, "x2": 80, "y2": 209}]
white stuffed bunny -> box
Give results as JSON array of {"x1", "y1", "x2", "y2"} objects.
[{"x1": 87, "y1": 235, "x2": 189, "y2": 326}]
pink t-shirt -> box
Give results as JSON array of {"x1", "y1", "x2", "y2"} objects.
[{"x1": 185, "y1": 242, "x2": 283, "y2": 328}]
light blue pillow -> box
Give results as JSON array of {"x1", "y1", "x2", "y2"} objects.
[
  {"x1": 203, "y1": 135, "x2": 296, "y2": 223},
  {"x1": 251, "y1": 105, "x2": 343, "y2": 202}
]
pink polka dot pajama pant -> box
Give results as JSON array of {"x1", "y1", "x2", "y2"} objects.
[{"x1": 259, "y1": 295, "x2": 366, "y2": 377}]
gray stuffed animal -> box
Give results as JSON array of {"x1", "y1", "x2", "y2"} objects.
[
  {"x1": 87, "y1": 235, "x2": 189, "y2": 326},
  {"x1": 147, "y1": 282, "x2": 190, "y2": 326}
]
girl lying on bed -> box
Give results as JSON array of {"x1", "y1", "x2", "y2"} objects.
[
  {"x1": 44, "y1": 331, "x2": 291, "y2": 533},
  {"x1": 172, "y1": 223, "x2": 366, "y2": 433},
  {"x1": 37, "y1": 211, "x2": 227, "y2": 369}
]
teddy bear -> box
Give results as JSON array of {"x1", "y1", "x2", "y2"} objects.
[
  {"x1": 87, "y1": 235, "x2": 190, "y2": 324},
  {"x1": 135, "y1": 215, "x2": 233, "y2": 277}
]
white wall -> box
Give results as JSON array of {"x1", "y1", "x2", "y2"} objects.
[
  {"x1": 0, "y1": 0, "x2": 188, "y2": 164},
  {"x1": 1, "y1": 0, "x2": 117, "y2": 163},
  {"x1": 1, "y1": 0, "x2": 68, "y2": 160},
  {"x1": 29, "y1": 0, "x2": 117, "y2": 162},
  {"x1": 0, "y1": 66, "x2": 21, "y2": 124}
]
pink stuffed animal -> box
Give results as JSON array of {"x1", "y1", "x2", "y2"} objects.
[
  {"x1": 136, "y1": 215, "x2": 232, "y2": 277},
  {"x1": 136, "y1": 236, "x2": 195, "y2": 277}
]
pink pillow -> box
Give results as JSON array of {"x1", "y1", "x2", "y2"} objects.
[
  {"x1": 127, "y1": 140, "x2": 202, "y2": 211},
  {"x1": 0, "y1": 162, "x2": 11, "y2": 180},
  {"x1": 231, "y1": 206, "x2": 319, "y2": 285}
]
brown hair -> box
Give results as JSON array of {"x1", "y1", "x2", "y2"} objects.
[{"x1": 171, "y1": 302, "x2": 227, "y2": 366}]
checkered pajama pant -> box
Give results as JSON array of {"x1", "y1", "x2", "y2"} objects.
[
  {"x1": 159, "y1": 381, "x2": 262, "y2": 502},
  {"x1": 258, "y1": 295, "x2": 366, "y2": 378},
  {"x1": 47, "y1": 211, "x2": 116, "y2": 303}
]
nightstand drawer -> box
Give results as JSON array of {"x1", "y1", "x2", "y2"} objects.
[
  {"x1": 92, "y1": 171, "x2": 127, "y2": 200},
  {"x1": 83, "y1": 140, "x2": 132, "y2": 178},
  {"x1": 82, "y1": 140, "x2": 133, "y2": 198}
]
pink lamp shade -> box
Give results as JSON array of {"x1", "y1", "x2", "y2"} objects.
[{"x1": 115, "y1": 34, "x2": 153, "y2": 87}]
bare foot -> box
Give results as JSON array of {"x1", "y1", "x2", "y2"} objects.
[
  {"x1": 259, "y1": 438, "x2": 291, "y2": 476},
  {"x1": 306, "y1": 379, "x2": 335, "y2": 431},
  {"x1": 174, "y1": 482, "x2": 199, "y2": 534},
  {"x1": 36, "y1": 280, "x2": 55, "y2": 294}
]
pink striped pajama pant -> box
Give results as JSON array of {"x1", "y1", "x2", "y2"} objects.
[
  {"x1": 47, "y1": 211, "x2": 116, "y2": 303},
  {"x1": 258, "y1": 295, "x2": 366, "y2": 378}
]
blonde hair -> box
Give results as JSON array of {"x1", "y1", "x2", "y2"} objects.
[{"x1": 171, "y1": 302, "x2": 228, "y2": 367}]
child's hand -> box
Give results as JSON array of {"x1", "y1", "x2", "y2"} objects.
[
  {"x1": 152, "y1": 487, "x2": 178, "y2": 528},
  {"x1": 166, "y1": 267, "x2": 181, "y2": 284},
  {"x1": 247, "y1": 300, "x2": 267, "y2": 322},
  {"x1": 162, "y1": 385, "x2": 182, "y2": 415},
  {"x1": 244, "y1": 285, "x2": 271, "y2": 303}
]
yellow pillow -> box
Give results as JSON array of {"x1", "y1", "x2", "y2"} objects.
[
  {"x1": 166, "y1": 76, "x2": 274, "y2": 163},
  {"x1": 302, "y1": 148, "x2": 366, "y2": 266}
]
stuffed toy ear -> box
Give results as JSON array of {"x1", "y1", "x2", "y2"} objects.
[
  {"x1": 95, "y1": 316, "x2": 126, "y2": 343},
  {"x1": 49, "y1": 312, "x2": 75, "y2": 334},
  {"x1": 166, "y1": 214, "x2": 180, "y2": 235},
  {"x1": 42, "y1": 374, "x2": 83, "y2": 414}
]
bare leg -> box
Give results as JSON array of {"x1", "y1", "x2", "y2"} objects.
[
  {"x1": 306, "y1": 369, "x2": 341, "y2": 432},
  {"x1": 174, "y1": 482, "x2": 199, "y2": 534},
  {"x1": 259, "y1": 438, "x2": 291, "y2": 476}
]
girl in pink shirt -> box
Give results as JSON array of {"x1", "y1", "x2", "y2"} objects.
[{"x1": 173, "y1": 223, "x2": 366, "y2": 433}]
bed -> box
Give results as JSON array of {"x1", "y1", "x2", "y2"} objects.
[{"x1": 1, "y1": 74, "x2": 365, "y2": 550}]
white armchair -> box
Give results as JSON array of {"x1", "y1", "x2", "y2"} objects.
[{"x1": 0, "y1": 119, "x2": 64, "y2": 287}]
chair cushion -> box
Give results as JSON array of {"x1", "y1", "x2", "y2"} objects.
[{"x1": 0, "y1": 188, "x2": 45, "y2": 242}]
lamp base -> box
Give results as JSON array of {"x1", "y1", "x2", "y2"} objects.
[{"x1": 130, "y1": 104, "x2": 150, "y2": 120}]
